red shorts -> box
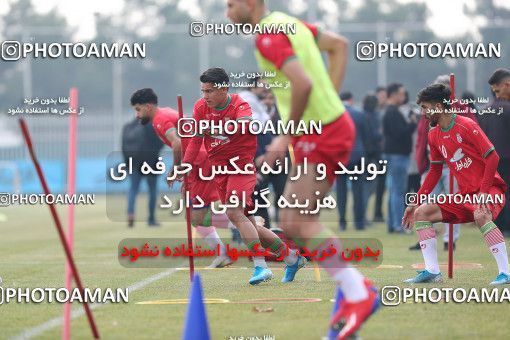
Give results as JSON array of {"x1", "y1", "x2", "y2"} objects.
[
  {"x1": 438, "y1": 186, "x2": 506, "y2": 224},
  {"x1": 291, "y1": 112, "x2": 355, "y2": 184},
  {"x1": 187, "y1": 155, "x2": 219, "y2": 207},
  {"x1": 213, "y1": 171, "x2": 256, "y2": 215}
]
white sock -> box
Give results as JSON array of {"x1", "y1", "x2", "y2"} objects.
[
  {"x1": 333, "y1": 267, "x2": 368, "y2": 303},
  {"x1": 490, "y1": 242, "x2": 510, "y2": 275},
  {"x1": 284, "y1": 248, "x2": 299, "y2": 266},
  {"x1": 253, "y1": 257, "x2": 268, "y2": 268},
  {"x1": 420, "y1": 238, "x2": 440, "y2": 274},
  {"x1": 201, "y1": 228, "x2": 226, "y2": 255}
]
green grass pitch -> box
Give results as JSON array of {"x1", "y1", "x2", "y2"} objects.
[{"x1": 1, "y1": 194, "x2": 509, "y2": 339}]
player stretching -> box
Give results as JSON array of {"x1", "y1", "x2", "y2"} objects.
[
  {"x1": 226, "y1": 1, "x2": 379, "y2": 338},
  {"x1": 130, "y1": 88, "x2": 234, "y2": 268},
  {"x1": 403, "y1": 84, "x2": 510, "y2": 285},
  {"x1": 181, "y1": 68, "x2": 306, "y2": 285}
]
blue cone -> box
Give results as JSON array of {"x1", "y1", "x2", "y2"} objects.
[
  {"x1": 183, "y1": 274, "x2": 210, "y2": 340},
  {"x1": 327, "y1": 287, "x2": 344, "y2": 339}
]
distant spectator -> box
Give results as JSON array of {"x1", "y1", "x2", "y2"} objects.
[
  {"x1": 401, "y1": 90, "x2": 421, "y2": 194},
  {"x1": 383, "y1": 83, "x2": 417, "y2": 233},
  {"x1": 361, "y1": 93, "x2": 383, "y2": 222},
  {"x1": 479, "y1": 68, "x2": 510, "y2": 234},
  {"x1": 373, "y1": 86, "x2": 387, "y2": 222},
  {"x1": 122, "y1": 117, "x2": 163, "y2": 227},
  {"x1": 239, "y1": 81, "x2": 287, "y2": 229},
  {"x1": 336, "y1": 92, "x2": 370, "y2": 230}
]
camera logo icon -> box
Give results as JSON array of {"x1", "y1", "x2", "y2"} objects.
[
  {"x1": 1, "y1": 41, "x2": 21, "y2": 61},
  {"x1": 405, "y1": 193, "x2": 419, "y2": 206},
  {"x1": 381, "y1": 286, "x2": 401, "y2": 306},
  {"x1": 190, "y1": 22, "x2": 205, "y2": 37},
  {"x1": 177, "y1": 118, "x2": 197, "y2": 138},
  {"x1": 0, "y1": 193, "x2": 11, "y2": 207},
  {"x1": 356, "y1": 41, "x2": 376, "y2": 61}
]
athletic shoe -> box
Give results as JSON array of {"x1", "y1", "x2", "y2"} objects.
[
  {"x1": 330, "y1": 280, "x2": 380, "y2": 340},
  {"x1": 207, "y1": 255, "x2": 234, "y2": 269},
  {"x1": 281, "y1": 255, "x2": 307, "y2": 283},
  {"x1": 249, "y1": 266, "x2": 273, "y2": 285},
  {"x1": 490, "y1": 272, "x2": 510, "y2": 285},
  {"x1": 408, "y1": 242, "x2": 421, "y2": 251},
  {"x1": 443, "y1": 242, "x2": 456, "y2": 251},
  {"x1": 404, "y1": 270, "x2": 443, "y2": 283}
]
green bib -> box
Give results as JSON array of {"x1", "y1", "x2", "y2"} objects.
[{"x1": 255, "y1": 12, "x2": 345, "y2": 125}]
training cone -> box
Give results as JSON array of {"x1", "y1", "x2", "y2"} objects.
[
  {"x1": 182, "y1": 274, "x2": 210, "y2": 340},
  {"x1": 327, "y1": 287, "x2": 344, "y2": 339}
]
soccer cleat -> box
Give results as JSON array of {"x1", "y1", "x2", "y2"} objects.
[
  {"x1": 329, "y1": 284, "x2": 380, "y2": 339},
  {"x1": 281, "y1": 255, "x2": 307, "y2": 283},
  {"x1": 330, "y1": 280, "x2": 380, "y2": 340},
  {"x1": 249, "y1": 266, "x2": 274, "y2": 285},
  {"x1": 404, "y1": 270, "x2": 443, "y2": 283},
  {"x1": 207, "y1": 255, "x2": 234, "y2": 269},
  {"x1": 490, "y1": 272, "x2": 510, "y2": 285}
]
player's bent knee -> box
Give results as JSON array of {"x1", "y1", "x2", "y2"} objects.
[
  {"x1": 474, "y1": 211, "x2": 492, "y2": 228},
  {"x1": 413, "y1": 205, "x2": 429, "y2": 221},
  {"x1": 226, "y1": 208, "x2": 243, "y2": 223}
]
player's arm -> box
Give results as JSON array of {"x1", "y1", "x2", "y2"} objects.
[
  {"x1": 469, "y1": 122, "x2": 500, "y2": 195},
  {"x1": 165, "y1": 129, "x2": 182, "y2": 166},
  {"x1": 280, "y1": 59, "x2": 312, "y2": 124},
  {"x1": 316, "y1": 30, "x2": 348, "y2": 92},
  {"x1": 403, "y1": 136, "x2": 443, "y2": 229}
]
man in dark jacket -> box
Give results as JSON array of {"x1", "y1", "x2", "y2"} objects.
[
  {"x1": 122, "y1": 117, "x2": 163, "y2": 227},
  {"x1": 337, "y1": 92, "x2": 370, "y2": 230},
  {"x1": 479, "y1": 68, "x2": 510, "y2": 234},
  {"x1": 383, "y1": 83, "x2": 418, "y2": 233}
]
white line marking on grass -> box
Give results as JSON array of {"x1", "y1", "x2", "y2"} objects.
[{"x1": 11, "y1": 267, "x2": 180, "y2": 340}]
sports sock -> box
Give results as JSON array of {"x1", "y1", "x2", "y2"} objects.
[
  {"x1": 298, "y1": 229, "x2": 368, "y2": 303},
  {"x1": 196, "y1": 226, "x2": 226, "y2": 255},
  {"x1": 268, "y1": 238, "x2": 299, "y2": 265},
  {"x1": 416, "y1": 221, "x2": 440, "y2": 274},
  {"x1": 247, "y1": 240, "x2": 267, "y2": 268},
  {"x1": 481, "y1": 222, "x2": 510, "y2": 275}
]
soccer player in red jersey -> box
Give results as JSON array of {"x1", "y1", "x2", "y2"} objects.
[
  {"x1": 403, "y1": 83, "x2": 510, "y2": 285},
  {"x1": 181, "y1": 68, "x2": 306, "y2": 285},
  {"x1": 226, "y1": 1, "x2": 379, "y2": 338},
  {"x1": 130, "y1": 88, "x2": 234, "y2": 268}
]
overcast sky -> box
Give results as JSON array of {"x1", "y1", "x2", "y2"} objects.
[{"x1": 0, "y1": 0, "x2": 509, "y2": 40}]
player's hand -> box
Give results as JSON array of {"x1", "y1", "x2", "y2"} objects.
[
  {"x1": 475, "y1": 193, "x2": 492, "y2": 221},
  {"x1": 476, "y1": 192, "x2": 490, "y2": 211},
  {"x1": 402, "y1": 206, "x2": 416, "y2": 230},
  {"x1": 166, "y1": 166, "x2": 185, "y2": 188},
  {"x1": 263, "y1": 134, "x2": 291, "y2": 166}
]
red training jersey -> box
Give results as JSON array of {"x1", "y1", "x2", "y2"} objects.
[
  {"x1": 152, "y1": 107, "x2": 179, "y2": 145},
  {"x1": 192, "y1": 94, "x2": 256, "y2": 167},
  {"x1": 255, "y1": 21, "x2": 319, "y2": 69},
  {"x1": 428, "y1": 114, "x2": 506, "y2": 194},
  {"x1": 152, "y1": 107, "x2": 208, "y2": 165}
]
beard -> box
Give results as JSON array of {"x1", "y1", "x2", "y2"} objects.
[{"x1": 139, "y1": 116, "x2": 150, "y2": 125}]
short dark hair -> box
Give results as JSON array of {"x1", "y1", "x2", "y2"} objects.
[
  {"x1": 416, "y1": 83, "x2": 451, "y2": 109},
  {"x1": 340, "y1": 91, "x2": 353, "y2": 101},
  {"x1": 488, "y1": 68, "x2": 510, "y2": 85},
  {"x1": 362, "y1": 93, "x2": 378, "y2": 113},
  {"x1": 130, "y1": 88, "x2": 158, "y2": 106},
  {"x1": 386, "y1": 83, "x2": 403, "y2": 97},
  {"x1": 375, "y1": 86, "x2": 386, "y2": 93},
  {"x1": 200, "y1": 67, "x2": 229, "y2": 87}
]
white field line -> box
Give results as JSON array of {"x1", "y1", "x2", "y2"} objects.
[{"x1": 11, "y1": 267, "x2": 180, "y2": 340}]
